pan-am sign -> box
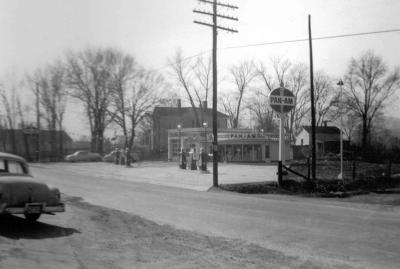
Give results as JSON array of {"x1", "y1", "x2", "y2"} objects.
[{"x1": 269, "y1": 86, "x2": 296, "y2": 114}]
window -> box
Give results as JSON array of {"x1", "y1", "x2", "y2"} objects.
[
  {"x1": 243, "y1": 145, "x2": 252, "y2": 161},
  {"x1": 226, "y1": 145, "x2": 233, "y2": 161},
  {"x1": 265, "y1": 145, "x2": 270, "y2": 159},
  {"x1": 172, "y1": 139, "x2": 180, "y2": 156},
  {"x1": 254, "y1": 145, "x2": 262, "y2": 161},
  {"x1": 7, "y1": 160, "x2": 26, "y2": 174},
  {"x1": 233, "y1": 145, "x2": 242, "y2": 161},
  {"x1": 0, "y1": 160, "x2": 6, "y2": 172}
]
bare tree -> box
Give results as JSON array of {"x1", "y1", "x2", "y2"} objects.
[
  {"x1": 250, "y1": 61, "x2": 279, "y2": 131},
  {"x1": 0, "y1": 83, "x2": 26, "y2": 154},
  {"x1": 168, "y1": 50, "x2": 212, "y2": 127},
  {"x1": 344, "y1": 51, "x2": 400, "y2": 148},
  {"x1": 246, "y1": 90, "x2": 277, "y2": 132},
  {"x1": 286, "y1": 63, "x2": 310, "y2": 143},
  {"x1": 313, "y1": 71, "x2": 335, "y2": 126},
  {"x1": 15, "y1": 89, "x2": 32, "y2": 160},
  {"x1": 111, "y1": 60, "x2": 166, "y2": 165},
  {"x1": 36, "y1": 62, "x2": 67, "y2": 159},
  {"x1": 255, "y1": 59, "x2": 309, "y2": 143},
  {"x1": 64, "y1": 47, "x2": 120, "y2": 154},
  {"x1": 255, "y1": 58, "x2": 291, "y2": 92},
  {"x1": 221, "y1": 60, "x2": 256, "y2": 128},
  {"x1": 341, "y1": 112, "x2": 359, "y2": 144}
]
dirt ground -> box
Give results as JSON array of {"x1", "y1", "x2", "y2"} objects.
[
  {"x1": 0, "y1": 196, "x2": 339, "y2": 269},
  {"x1": 332, "y1": 192, "x2": 400, "y2": 206}
]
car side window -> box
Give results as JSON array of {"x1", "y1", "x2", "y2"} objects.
[
  {"x1": 7, "y1": 160, "x2": 25, "y2": 174},
  {"x1": 0, "y1": 159, "x2": 6, "y2": 172}
]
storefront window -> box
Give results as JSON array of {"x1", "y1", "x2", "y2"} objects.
[
  {"x1": 172, "y1": 139, "x2": 180, "y2": 156},
  {"x1": 265, "y1": 145, "x2": 270, "y2": 159},
  {"x1": 243, "y1": 145, "x2": 252, "y2": 161},
  {"x1": 226, "y1": 145, "x2": 233, "y2": 161},
  {"x1": 254, "y1": 145, "x2": 262, "y2": 161},
  {"x1": 233, "y1": 145, "x2": 242, "y2": 161}
]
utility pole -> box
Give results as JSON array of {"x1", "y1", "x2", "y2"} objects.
[
  {"x1": 36, "y1": 82, "x2": 40, "y2": 162},
  {"x1": 308, "y1": 14, "x2": 316, "y2": 181},
  {"x1": 193, "y1": 0, "x2": 238, "y2": 187},
  {"x1": 337, "y1": 79, "x2": 344, "y2": 182}
]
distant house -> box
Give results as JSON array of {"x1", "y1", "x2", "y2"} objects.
[
  {"x1": 151, "y1": 100, "x2": 229, "y2": 153},
  {"x1": 295, "y1": 124, "x2": 341, "y2": 156}
]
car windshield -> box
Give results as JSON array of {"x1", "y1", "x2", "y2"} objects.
[{"x1": 0, "y1": 158, "x2": 28, "y2": 175}]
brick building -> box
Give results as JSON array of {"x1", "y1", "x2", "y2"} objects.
[
  {"x1": 0, "y1": 127, "x2": 73, "y2": 161},
  {"x1": 151, "y1": 101, "x2": 229, "y2": 153}
]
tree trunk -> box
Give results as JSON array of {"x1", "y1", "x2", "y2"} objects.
[
  {"x1": 362, "y1": 116, "x2": 368, "y2": 149},
  {"x1": 23, "y1": 133, "x2": 31, "y2": 161},
  {"x1": 59, "y1": 129, "x2": 63, "y2": 160},
  {"x1": 126, "y1": 127, "x2": 135, "y2": 167},
  {"x1": 90, "y1": 132, "x2": 97, "y2": 152},
  {"x1": 11, "y1": 129, "x2": 16, "y2": 154}
]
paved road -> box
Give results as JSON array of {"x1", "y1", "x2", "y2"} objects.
[{"x1": 31, "y1": 162, "x2": 400, "y2": 269}]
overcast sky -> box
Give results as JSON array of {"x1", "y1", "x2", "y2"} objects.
[{"x1": 0, "y1": 0, "x2": 399, "y2": 137}]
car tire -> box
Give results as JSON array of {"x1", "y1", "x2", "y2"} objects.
[{"x1": 24, "y1": 213, "x2": 41, "y2": 222}]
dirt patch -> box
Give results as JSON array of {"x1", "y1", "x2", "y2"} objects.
[{"x1": 0, "y1": 196, "x2": 353, "y2": 269}]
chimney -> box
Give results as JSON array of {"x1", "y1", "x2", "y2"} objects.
[
  {"x1": 177, "y1": 99, "x2": 181, "y2": 109},
  {"x1": 323, "y1": 121, "x2": 328, "y2": 127},
  {"x1": 202, "y1": 100, "x2": 207, "y2": 110}
]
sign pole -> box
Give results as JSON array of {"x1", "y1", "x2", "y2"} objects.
[
  {"x1": 269, "y1": 84, "x2": 296, "y2": 186},
  {"x1": 279, "y1": 114, "x2": 285, "y2": 165}
]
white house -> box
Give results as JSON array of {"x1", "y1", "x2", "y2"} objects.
[{"x1": 296, "y1": 125, "x2": 341, "y2": 155}]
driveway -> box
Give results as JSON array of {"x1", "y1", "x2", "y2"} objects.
[{"x1": 35, "y1": 161, "x2": 277, "y2": 191}]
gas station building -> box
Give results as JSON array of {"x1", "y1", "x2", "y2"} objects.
[{"x1": 167, "y1": 128, "x2": 291, "y2": 163}]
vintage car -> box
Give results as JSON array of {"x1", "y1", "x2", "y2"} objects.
[
  {"x1": 103, "y1": 149, "x2": 138, "y2": 163},
  {"x1": 0, "y1": 152, "x2": 65, "y2": 222},
  {"x1": 65, "y1": 151, "x2": 102, "y2": 162},
  {"x1": 103, "y1": 150, "x2": 117, "y2": 162}
]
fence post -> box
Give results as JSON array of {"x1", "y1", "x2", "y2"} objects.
[
  {"x1": 278, "y1": 161, "x2": 283, "y2": 187},
  {"x1": 352, "y1": 159, "x2": 356, "y2": 181},
  {"x1": 307, "y1": 157, "x2": 310, "y2": 181}
]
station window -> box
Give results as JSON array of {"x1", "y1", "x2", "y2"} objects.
[
  {"x1": 265, "y1": 145, "x2": 270, "y2": 159},
  {"x1": 172, "y1": 139, "x2": 180, "y2": 156}
]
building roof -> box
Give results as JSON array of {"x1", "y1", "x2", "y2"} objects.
[
  {"x1": 1, "y1": 129, "x2": 73, "y2": 143},
  {"x1": 303, "y1": 126, "x2": 340, "y2": 134},
  {"x1": 153, "y1": 106, "x2": 229, "y2": 118}
]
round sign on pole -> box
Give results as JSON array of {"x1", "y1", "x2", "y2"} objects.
[
  {"x1": 269, "y1": 85, "x2": 296, "y2": 115},
  {"x1": 268, "y1": 84, "x2": 296, "y2": 166}
]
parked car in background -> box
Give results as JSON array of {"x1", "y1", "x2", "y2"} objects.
[
  {"x1": 103, "y1": 150, "x2": 117, "y2": 162},
  {"x1": 65, "y1": 151, "x2": 102, "y2": 162},
  {"x1": 0, "y1": 152, "x2": 65, "y2": 222},
  {"x1": 103, "y1": 149, "x2": 139, "y2": 163}
]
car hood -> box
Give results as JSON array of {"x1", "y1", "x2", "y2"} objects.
[{"x1": 0, "y1": 176, "x2": 59, "y2": 206}]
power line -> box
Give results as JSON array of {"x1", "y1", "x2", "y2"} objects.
[
  {"x1": 155, "y1": 28, "x2": 400, "y2": 71},
  {"x1": 222, "y1": 28, "x2": 400, "y2": 50}
]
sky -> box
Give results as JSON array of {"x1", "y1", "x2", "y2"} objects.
[{"x1": 0, "y1": 0, "x2": 400, "y2": 137}]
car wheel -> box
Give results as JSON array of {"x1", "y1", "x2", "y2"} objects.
[{"x1": 24, "y1": 213, "x2": 41, "y2": 222}]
